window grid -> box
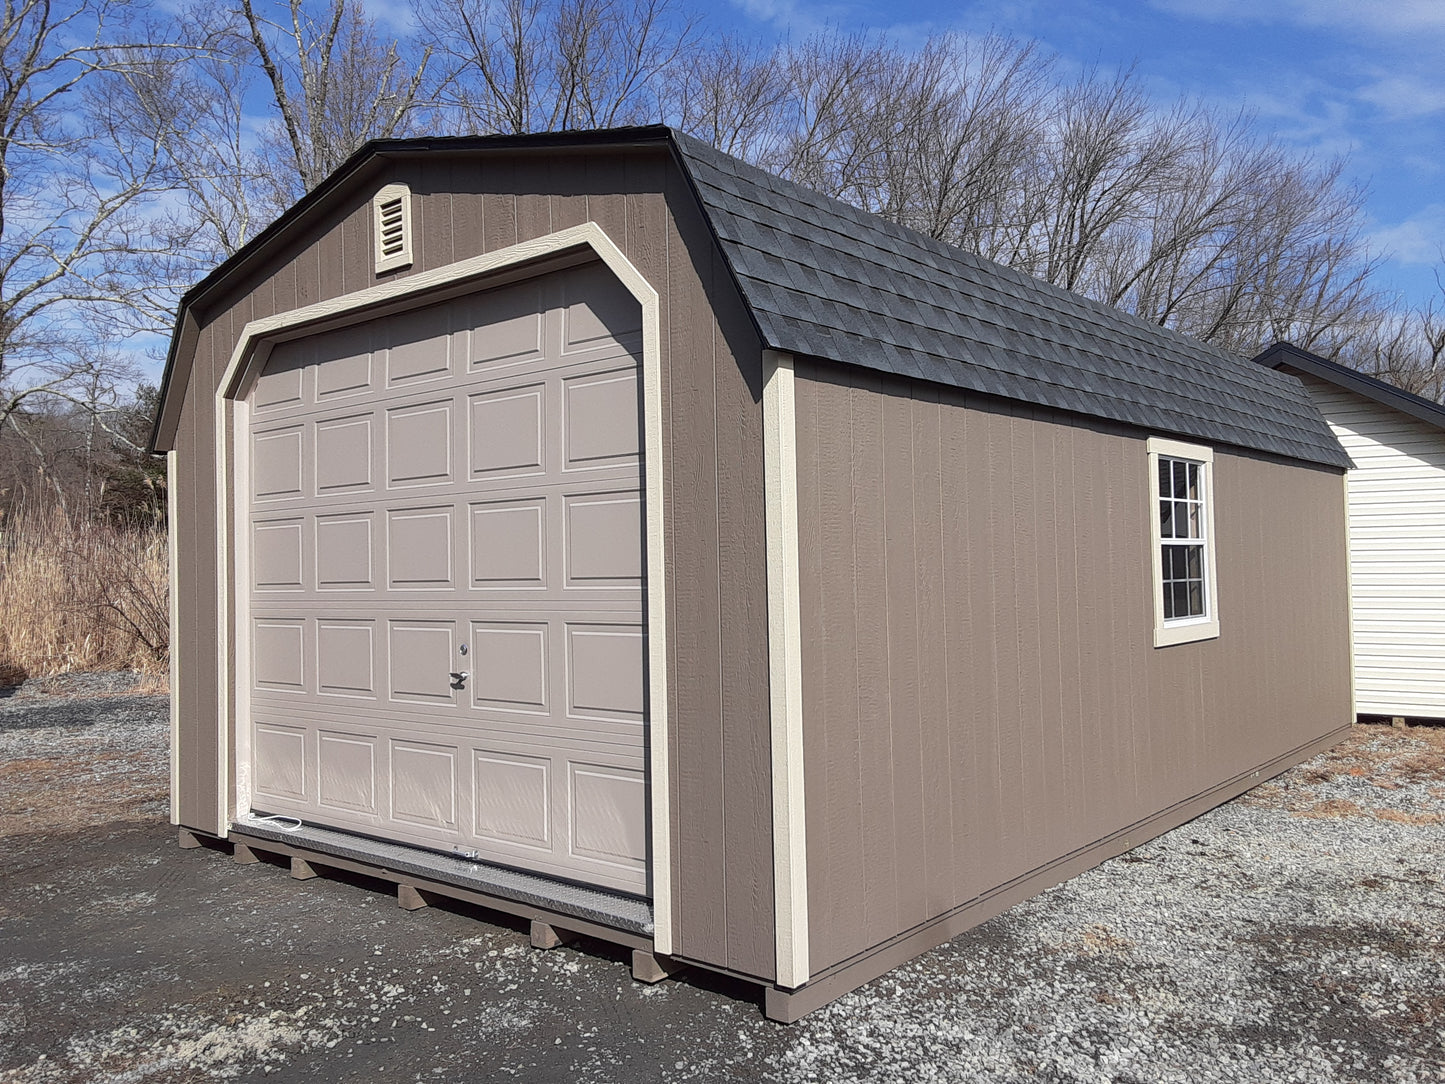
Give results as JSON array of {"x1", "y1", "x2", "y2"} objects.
[{"x1": 1158, "y1": 456, "x2": 1207, "y2": 621}]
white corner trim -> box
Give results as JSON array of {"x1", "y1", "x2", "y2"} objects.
[
  {"x1": 211, "y1": 223, "x2": 673, "y2": 953},
  {"x1": 167, "y1": 450, "x2": 180, "y2": 826},
  {"x1": 1341, "y1": 471, "x2": 1357, "y2": 720},
  {"x1": 1146, "y1": 436, "x2": 1220, "y2": 648},
  {"x1": 763, "y1": 349, "x2": 809, "y2": 989}
]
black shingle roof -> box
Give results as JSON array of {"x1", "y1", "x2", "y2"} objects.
[{"x1": 670, "y1": 130, "x2": 1351, "y2": 470}]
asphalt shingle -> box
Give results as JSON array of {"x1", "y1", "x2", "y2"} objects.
[{"x1": 673, "y1": 127, "x2": 1348, "y2": 469}]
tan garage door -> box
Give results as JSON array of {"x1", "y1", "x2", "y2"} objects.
[{"x1": 244, "y1": 263, "x2": 649, "y2": 895}]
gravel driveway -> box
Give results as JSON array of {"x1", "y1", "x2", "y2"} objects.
[{"x1": 1, "y1": 676, "x2": 1442, "y2": 1083}]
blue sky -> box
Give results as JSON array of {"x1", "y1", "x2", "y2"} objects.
[{"x1": 723, "y1": 0, "x2": 1445, "y2": 312}]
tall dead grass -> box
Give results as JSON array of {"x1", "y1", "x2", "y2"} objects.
[{"x1": 0, "y1": 503, "x2": 169, "y2": 684}]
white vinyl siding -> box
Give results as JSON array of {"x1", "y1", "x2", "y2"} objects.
[{"x1": 1297, "y1": 373, "x2": 1445, "y2": 718}]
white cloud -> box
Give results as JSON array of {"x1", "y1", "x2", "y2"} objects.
[
  {"x1": 1371, "y1": 203, "x2": 1445, "y2": 266},
  {"x1": 1356, "y1": 74, "x2": 1445, "y2": 120},
  {"x1": 1149, "y1": 0, "x2": 1445, "y2": 37}
]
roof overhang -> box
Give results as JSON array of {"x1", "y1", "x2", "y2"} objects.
[{"x1": 1254, "y1": 341, "x2": 1445, "y2": 434}]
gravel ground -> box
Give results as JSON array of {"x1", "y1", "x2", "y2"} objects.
[{"x1": 1, "y1": 680, "x2": 1442, "y2": 1083}]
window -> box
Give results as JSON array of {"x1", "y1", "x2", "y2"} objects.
[
  {"x1": 1147, "y1": 437, "x2": 1219, "y2": 647},
  {"x1": 372, "y1": 183, "x2": 413, "y2": 274}
]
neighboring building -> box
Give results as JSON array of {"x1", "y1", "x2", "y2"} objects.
[
  {"x1": 153, "y1": 127, "x2": 1353, "y2": 1021},
  {"x1": 1256, "y1": 341, "x2": 1445, "y2": 721}
]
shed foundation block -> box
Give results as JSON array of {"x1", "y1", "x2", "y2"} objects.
[
  {"x1": 630, "y1": 949, "x2": 685, "y2": 984},
  {"x1": 398, "y1": 884, "x2": 430, "y2": 911},
  {"x1": 177, "y1": 828, "x2": 202, "y2": 849},
  {"x1": 232, "y1": 843, "x2": 259, "y2": 865},
  {"x1": 290, "y1": 857, "x2": 318, "y2": 880},
  {"x1": 529, "y1": 920, "x2": 577, "y2": 950}
]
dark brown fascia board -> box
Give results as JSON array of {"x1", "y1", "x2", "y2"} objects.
[
  {"x1": 1254, "y1": 340, "x2": 1445, "y2": 434},
  {"x1": 148, "y1": 126, "x2": 683, "y2": 453}
]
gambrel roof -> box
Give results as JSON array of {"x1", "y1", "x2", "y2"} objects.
[{"x1": 154, "y1": 126, "x2": 1349, "y2": 469}]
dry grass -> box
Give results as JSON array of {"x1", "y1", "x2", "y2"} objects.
[
  {"x1": 0, "y1": 503, "x2": 168, "y2": 683},
  {"x1": 1243, "y1": 722, "x2": 1445, "y2": 823},
  {"x1": 0, "y1": 746, "x2": 167, "y2": 837}
]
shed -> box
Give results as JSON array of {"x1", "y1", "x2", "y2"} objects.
[
  {"x1": 153, "y1": 126, "x2": 1354, "y2": 1021},
  {"x1": 1256, "y1": 341, "x2": 1445, "y2": 721}
]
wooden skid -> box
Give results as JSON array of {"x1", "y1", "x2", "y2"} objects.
[{"x1": 223, "y1": 831, "x2": 654, "y2": 954}]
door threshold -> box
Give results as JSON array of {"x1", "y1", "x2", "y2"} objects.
[{"x1": 231, "y1": 814, "x2": 654, "y2": 937}]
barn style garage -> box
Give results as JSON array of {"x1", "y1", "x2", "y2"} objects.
[{"x1": 153, "y1": 126, "x2": 1354, "y2": 1020}]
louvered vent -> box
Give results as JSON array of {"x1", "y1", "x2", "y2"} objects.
[{"x1": 372, "y1": 183, "x2": 413, "y2": 273}]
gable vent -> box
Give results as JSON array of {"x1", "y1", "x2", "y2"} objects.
[{"x1": 372, "y1": 183, "x2": 413, "y2": 274}]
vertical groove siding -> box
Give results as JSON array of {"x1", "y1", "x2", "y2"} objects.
[
  {"x1": 794, "y1": 362, "x2": 1351, "y2": 973},
  {"x1": 168, "y1": 148, "x2": 774, "y2": 981},
  {"x1": 1295, "y1": 373, "x2": 1445, "y2": 718}
]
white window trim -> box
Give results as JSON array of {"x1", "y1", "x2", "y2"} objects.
[
  {"x1": 1147, "y1": 436, "x2": 1220, "y2": 647},
  {"x1": 372, "y1": 182, "x2": 413, "y2": 274}
]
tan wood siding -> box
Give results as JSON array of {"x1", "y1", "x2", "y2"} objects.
[
  {"x1": 166, "y1": 148, "x2": 773, "y2": 980},
  {"x1": 1293, "y1": 373, "x2": 1445, "y2": 718},
  {"x1": 794, "y1": 362, "x2": 1351, "y2": 973}
]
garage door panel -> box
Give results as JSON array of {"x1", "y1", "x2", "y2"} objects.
[
  {"x1": 567, "y1": 763, "x2": 647, "y2": 871},
  {"x1": 252, "y1": 426, "x2": 304, "y2": 501},
  {"x1": 317, "y1": 731, "x2": 380, "y2": 815},
  {"x1": 315, "y1": 414, "x2": 373, "y2": 494},
  {"x1": 564, "y1": 492, "x2": 642, "y2": 586},
  {"x1": 254, "y1": 343, "x2": 307, "y2": 411},
  {"x1": 391, "y1": 739, "x2": 459, "y2": 830},
  {"x1": 314, "y1": 324, "x2": 373, "y2": 400},
  {"x1": 254, "y1": 619, "x2": 306, "y2": 692},
  {"x1": 386, "y1": 506, "x2": 454, "y2": 589},
  {"x1": 460, "y1": 279, "x2": 545, "y2": 369},
  {"x1": 563, "y1": 368, "x2": 640, "y2": 468},
  {"x1": 385, "y1": 307, "x2": 453, "y2": 385},
  {"x1": 386, "y1": 401, "x2": 453, "y2": 488},
  {"x1": 469, "y1": 498, "x2": 546, "y2": 588},
  {"x1": 387, "y1": 620, "x2": 457, "y2": 703},
  {"x1": 562, "y1": 263, "x2": 642, "y2": 350},
  {"x1": 248, "y1": 263, "x2": 648, "y2": 895},
  {"x1": 473, "y1": 751, "x2": 551, "y2": 848},
  {"x1": 566, "y1": 623, "x2": 645, "y2": 721},
  {"x1": 252, "y1": 721, "x2": 308, "y2": 801},
  {"x1": 253, "y1": 519, "x2": 305, "y2": 591},
  {"x1": 316, "y1": 619, "x2": 376, "y2": 697},
  {"x1": 315, "y1": 513, "x2": 374, "y2": 590},
  {"x1": 468, "y1": 384, "x2": 545, "y2": 478},
  {"x1": 469, "y1": 621, "x2": 549, "y2": 713}
]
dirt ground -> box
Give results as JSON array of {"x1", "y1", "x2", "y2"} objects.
[{"x1": 1, "y1": 684, "x2": 1443, "y2": 1083}]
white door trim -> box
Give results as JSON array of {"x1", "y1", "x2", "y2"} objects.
[{"x1": 213, "y1": 223, "x2": 673, "y2": 953}]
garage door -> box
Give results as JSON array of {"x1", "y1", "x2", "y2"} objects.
[{"x1": 243, "y1": 262, "x2": 649, "y2": 895}]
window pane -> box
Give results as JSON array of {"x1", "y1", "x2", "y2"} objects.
[
  {"x1": 1160, "y1": 500, "x2": 1174, "y2": 538},
  {"x1": 1159, "y1": 460, "x2": 1171, "y2": 501},
  {"x1": 1185, "y1": 462, "x2": 1200, "y2": 501},
  {"x1": 1162, "y1": 561, "x2": 1175, "y2": 618},
  {"x1": 1174, "y1": 501, "x2": 1189, "y2": 538},
  {"x1": 1188, "y1": 580, "x2": 1204, "y2": 616},
  {"x1": 1187, "y1": 502, "x2": 1201, "y2": 538},
  {"x1": 1172, "y1": 460, "x2": 1187, "y2": 499},
  {"x1": 1172, "y1": 580, "x2": 1190, "y2": 620},
  {"x1": 1185, "y1": 545, "x2": 1202, "y2": 579}
]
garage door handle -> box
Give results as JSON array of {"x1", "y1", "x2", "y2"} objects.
[{"x1": 450, "y1": 671, "x2": 469, "y2": 686}]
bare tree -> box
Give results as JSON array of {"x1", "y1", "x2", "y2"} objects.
[
  {"x1": 238, "y1": 0, "x2": 436, "y2": 199},
  {"x1": 422, "y1": 0, "x2": 698, "y2": 135},
  {"x1": 658, "y1": 33, "x2": 788, "y2": 161},
  {"x1": 0, "y1": 0, "x2": 182, "y2": 442}
]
